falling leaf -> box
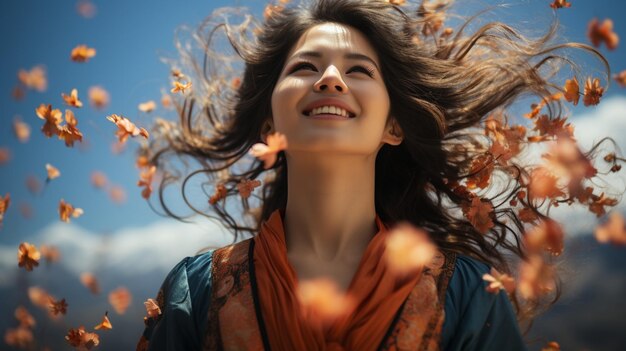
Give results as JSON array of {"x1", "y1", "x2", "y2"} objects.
[
  {"x1": 137, "y1": 165, "x2": 156, "y2": 199},
  {"x1": 46, "y1": 163, "x2": 61, "y2": 181},
  {"x1": 80, "y1": 273, "x2": 101, "y2": 294},
  {"x1": 542, "y1": 341, "x2": 561, "y2": 351},
  {"x1": 106, "y1": 114, "x2": 149, "y2": 143},
  {"x1": 76, "y1": 0, "x2": 97, "y2": 18},
  {"x1": 209, "y1": 183, "x2": 228, "y2": 205},
  {"x1": 563, "y1": 77, "x2": 579, "y2": 105},
  {"x1": 26, "y1": 175, "x2": 41, "y2": 195},
  {"x1": 171, "y1": 69, "x2": 185, "y2": 79},
  {"x1": 614, "y1": 70, "x2": 626, "y2": 87},
  {"x1": 17, "y1": 65, "x2": 47, "y2": 92},
  {"x1": 161, "y1": 94, "x2": 173, "y2": 109},
  {"x1": 384, "y1": 222, "x2": 437, "y2": 276},
  {"x1": 465, "y1": 153, "x2": 494, "y2": 189},
  {"x1": 589, "y1": 192, "x2": 618, "y2": 217},
  {"x1": 91, "y1": 171, "x2": 108, "y2": 189},
  {"x1": 230, "y1": 77, "x2": 241, "y2": 89},
  {"x1": 237, "y1": 179, "x2": 262, "y2": 199},
  {"x1": 463, "y1": 197, "x2": 495, "y2": 234},
  {"x1": 40, "y1": 245, "x2": 61, "y2": 263},
  {"x1": 65, "y1": 326, "x2": 99, "y2": 350},
  {"x1": 15, "y1": 306, "x2": 36, "y2": 329},
  {"x1": 35, "y1": 104, "x2": 63, "y2": 137},
  {"x1": 524, "y1": 219, "x2": 564, "y2": 256},
  {"x1": 49, "y1": 298, "x2": 68, "y2": 316},
  {"x1": 62, "y1": 88, "x2": 83, "y2": 108},
  {"x1": 58, "y1": 110, "x2": 84, "y2": 147},
  {"x1": 4, "y1": 327, "x2": 34, "y2": 348},
  {"x1": 71, "y1": 45, "x2": 96, "y2": 62},
  {"x1": 88, "y1": 86, "x2": 110, "y2": 109},
  {"x1": 518, "y1": 207, "x2": 538, "y2": 223},
  {"x1": 109, "y1": 185, "x2": 127, "y2": 204},
  {"x1": 386, "y1": 0, "x2": 406, "y2": 5},
  {"x1": 0, "y1": 148, "x2": 10, "y2": 165},
  {"x1": 0, "y1": 193, "x2": 10, "y2": 226},
  {"x1": 138, "y1": 100, "x2": 157, "y2": 113},
  {"x1": 533, "y1": 115, "x2": 573, "y2": 139},
  {"x1": 18, "y1": 242, "x2": 40, "y2": 271},
  {"x1": 108, "y1": 287, "x2": 132, "y2": 314},
  {"x1": 595, "y1": 211, "x2": 626, "y2": 245},
  {"x1": 13, "y1": 117, "x2": 31, "y2": 143},
  {"x1": 170, "y1": 80, "x2": 192, "y2": 94},
  {"x1": 94, "y1": 312, "x2": 112, "y2": 330},
  {"x1": 587, "y1": 18, "x2": 619, "y2": 50},
  {"x1": 58, "y1": 199, "x2": 84, "y2": 223},
  {"x1": 249, "y1": 132, "x2": 288, "y2": 169},
  {"x1": 518, "y1": 255, "x2": 555, "y2": 299},
  {"x1": 482, "y1": 267, "x2": 516, "y2": 294},
  {"x1": 549, "y1": 0, "x2": 571, "y2": 9},
  {"x1": 28, "y1": 286, "x2": 54, "y2": 309},
  {"x1": 263, "y1": 4, "x2": 285, "y2": 20},
  {"x1": 528, "y1": 167, "x2": 564, "y2": 200},
  {"x1": 144, "y1": 298, "x2": 161, "y2": 318},
  {"x1": 297, "y1": 278, "x2": 356, "y2": 326},
  {"x1": 583, "y1": 77, "x2": 604, "y2": 106}
]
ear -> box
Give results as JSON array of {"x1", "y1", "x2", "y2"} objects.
[
  {"x1": 381, "y1": 117, "x2": 403, "y2": 146},
  {"x1": 260, "y1": 118, "x2": 275, "y2": 144}
]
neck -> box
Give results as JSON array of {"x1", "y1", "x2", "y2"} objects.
[{"x1": 283, "y1": 152, "x2": 379, "y2": 264}]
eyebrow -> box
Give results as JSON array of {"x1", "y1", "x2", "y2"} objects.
[{"x1": 288, "y1": 50, "x2": 380, "y2": 71}]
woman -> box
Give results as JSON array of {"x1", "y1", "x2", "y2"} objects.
[{"x1": 137, "y1": 0, "x2": 612, "y2": 350}]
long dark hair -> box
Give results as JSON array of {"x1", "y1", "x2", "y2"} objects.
[{"x1": 143, "y1": 0, "x2": 615, "y2": 327}]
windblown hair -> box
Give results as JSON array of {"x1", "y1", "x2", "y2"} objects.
[{"x1": 143, "y1": 0, "x2": 614, "y2": 329}]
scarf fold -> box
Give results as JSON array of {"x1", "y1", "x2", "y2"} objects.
[{"x1": 253, "y1": 209, "x2": 424, "y2": 351}]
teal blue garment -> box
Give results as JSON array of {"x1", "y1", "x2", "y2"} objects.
[{"x1": 141, "y1": 251, "x2": 527, "y2": 351}]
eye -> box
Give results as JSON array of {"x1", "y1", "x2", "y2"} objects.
[
  {"x1": 289, "y1": 62, "x2": 317, "y2": 73},
  {"x1": 348, "y1": 65, "x2": 375, "y2": 77}
]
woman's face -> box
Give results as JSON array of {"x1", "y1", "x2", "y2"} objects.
[{"x1": 270, "y1": 22, "x2": 399, "y2": 155}]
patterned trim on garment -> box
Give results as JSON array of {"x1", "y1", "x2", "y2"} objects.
[
  {"x1": 378, "y1": 250, "x2": 457, "y2": 351},
  {"x1": 203, "y1": 238, "x2": 265, "y2": 351},
  {"x1": 136, "y1": 284, "x2": 166, "y2": 351}
]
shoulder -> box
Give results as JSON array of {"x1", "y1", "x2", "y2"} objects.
[{"x1": 441, "y1": 254, "x2": 527, "y2": 351}]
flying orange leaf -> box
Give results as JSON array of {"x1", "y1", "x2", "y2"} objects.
[
  {"x1": 17, "y1": 65, "x2": 47, "y2": 92},
  {"x1": 15, "y1": 306, "x2": 36, "y2": 329},
  {"x1": 563, "y1": 77, "x2": 579, "y2": 105},
  {"x1": 595, "y1": 211, "x2": 626, "y2": 246},
  {"x1": 35, "y1": 104, "x2": 62, "y2": 137},
  {"x1": 90, "y1": 171, "x2": 108, "y2": 189},
  {"x1": 45, "y1": 163, "x2": 61, "y2": 181},
  {"x1": 384, "y1": 222, "x2": 437, "y2": 276},
  {"x1": 49, "y1": 298, "x2": 68, "y2": 316},
  {"x1": 542, "y1": 341, "x2": 561, "y2": 351},
  {"x1": 0, "y1": 193, "x2": 10, "y2": 226},
  {"x1": 161, "y1": 94, "x2": 173, "y2": 109},
  {"x1": 587, "y1": 18, "x2": 619, "y2": 50},
  {"x1": 71, "y1": 45, "x2": 96, "y2": 62},
  {"x1": 518, "y1": 207, "x2": 538, "y2": 223},
  {"x1": 524, "y1": 219, "x2": 564, "y2": 256},
  {"x1": 528, "y1": 167, "x2": 565, "y2": 200},
  {"x1": 13, "y1": 117, "x2": 31, "y2": 143},
  {"x1": 80, "y1": 273, "x2": 101, "y2": 294},
  {"x1": 28, "y1": 286, "x2": 54, "y2": 309},
  {"x1": 76, "y1": 0, "x2": 97, "y2": 18},
  {"x1": 18, "y1": 242, "x2": 40, "y2": 271},
  {"x1": 549, "y1": 0, "x2": 571, "y2": 9},
  {"x1": 57, "y1": 110, "x2": 84, "y2": 147},
  {"x1": 614, "y1": 70, "x2": 626, "y2": 87},
  {"x1": 108, "y1": 287, "x2": 132, "y2": 315},
  {"x1": 297, "y1": 278, "x2": 356, "y2": 326},
  {"x1": 0, "y1": 148, "x2": 10, "y2": 165},
  {"x1": 106, "y1": 114, "x2": 149, "y2": 143},
  {"x1": 237, "y1": 179, "x2": 262, "y2": 199},
  {"x1": 249, "y1": 132, "x2": 288, "y2": 169},
  {"x1": 62, "y1": 88, "x2": 83, "y2": 108},
  {"x1": 88, "y1": 86, "x2": 110, "y2": 110},
  {"x1": 40, "y1": 245, "x2": 61, "y2": 263},
  {"x1": 137, "y1": 165, "x2": 156, "y2": 199},
  {"x1": 94, "y1": 312, "x2": 112, "y2": 330},
  {"x1": 466, "y1": 153, "x2": 494, "y2": 189},
  {"x1": 58, "y1": 199, "x2": 84, "y2": 223},
  {"x1": 518, "y1": 255, "x2": 555, "y2": 299},
  {"x1": 170, "y1": 80, "x2": 192, "y2": 94},
  {"x1": 65, "y1": 326, "x2": 99, "y2": 350},
  {"x1": 138, "y1": 100, "x2": 157, "y2": 113},
  {"x1": 209, "y1": 183, "x2": 228, "y2": 205},
  {"x1": 589, "y1": 192, "x2": 618, "y2": 217},
  {"x1": 4, "y1": 327, "x2": 34, "y2": 349},
  {"x1": 464, "y1": 197, "x2": 495, "y2": 234},
  {"x1": 263, "y1": 4, "x2": 285, "y2": 20},
  {"x1": 583, "y1": 77, "x2": 604, "y2": 106},
  {"x1": 482, "y1": 267, "x2": 516, "y2": 294},
  {"x1": 109, "y1": 185, "x2": 127, "y2": 204},
  {"x1": 26, "y1": 175, "x2": 41, "y2": 195},
  {"x1": 144, "y1": 298, "x2": 162, "y2": 318}
]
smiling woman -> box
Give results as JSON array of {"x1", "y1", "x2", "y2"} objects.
[{"x1": 137, "y1": 0, "x2": 615, "y2": 350}]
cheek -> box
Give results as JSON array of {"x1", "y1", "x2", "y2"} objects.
[{"x1": 271, "y1": 79, "x2": 307, "y2": 128}]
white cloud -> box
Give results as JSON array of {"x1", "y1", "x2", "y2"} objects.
[{"x1": 0, "y1": 218, "x2": 243, "y2": 287}]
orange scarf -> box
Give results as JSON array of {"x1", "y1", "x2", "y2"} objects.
[{"x1": 253, "y1": 209, "x2": 424, "y2": 351}]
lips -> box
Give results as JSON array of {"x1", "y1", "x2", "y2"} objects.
[{"x1": 302, "y1": 98, "x2": 356, "y2": 118}]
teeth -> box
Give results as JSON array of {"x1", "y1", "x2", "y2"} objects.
[{"x1": 308, "y1": 105, "x2": 351, "y2": 117}]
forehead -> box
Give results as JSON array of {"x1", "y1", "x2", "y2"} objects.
[{"x1": 287, "y1": 22, "x2": 379, "y2": 62}]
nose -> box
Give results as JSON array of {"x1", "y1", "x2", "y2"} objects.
[{"x1": 313, "y1": 65, "x2": 349, "y2": 94}]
